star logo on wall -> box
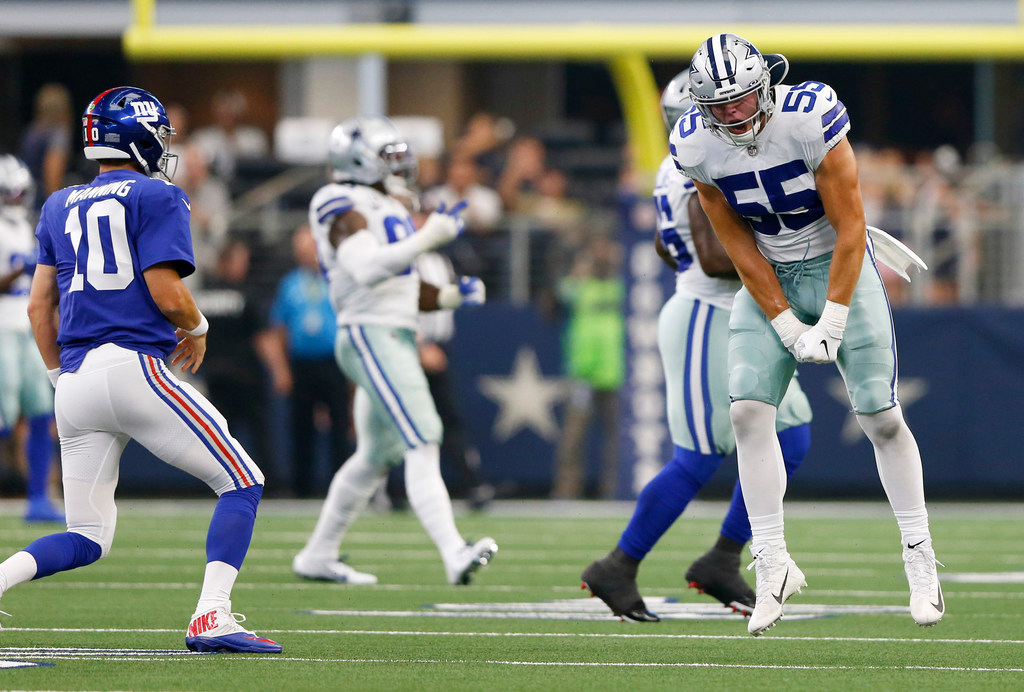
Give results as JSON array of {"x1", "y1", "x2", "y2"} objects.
[
  {"x1": 827, "y1": 377, "x2": 928, "y2": 444},
  {"x1": 478, "y1": 347, "x2": 567, "y2": 442}
]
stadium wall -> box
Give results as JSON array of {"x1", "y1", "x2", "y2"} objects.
[{"x1": 116, "y1": 303, "x2": 1024, "y2": 500}]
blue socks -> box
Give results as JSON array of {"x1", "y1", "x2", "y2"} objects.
[
  {"x1": 26, "y1": 532, "x2": 102, "y2": 579},
  {"x1": 617, "y1": 446, "x2": 724, "y2": 560},
  {"x1": 26, "y1": 415, "x2": 55, "y2": 501},
  {"x1": 719, "y1": 423, "x2": 812, "y2": 544},
  {"x1": 206, "y1": 485, "x2": 263, "y2": 570},
  {"x1": 617, "y1": 423, "x2": 812, "y2": 560}
]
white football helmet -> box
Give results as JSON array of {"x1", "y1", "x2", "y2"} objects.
[
  {"x1": 660, "y1": 71, "x2": 694, "y2": 131},
  {"x1": 327, "y1": 115, "x2": 418, "y2": 186},
  {"x1": 688, "y1": 33, "x2": 777, "y2": 146},
  {"x1": 0, "y1": 155, "x2": 34, "y2": 208}
]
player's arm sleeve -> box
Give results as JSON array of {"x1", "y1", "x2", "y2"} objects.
[
  {"x1": 336, "y1": 228, "x2": 433, "y2": 287},
  {"x1": 136, "y1": 183, "x2": 196, "y2": 278},
  {"x1": 34, "y1": 214, "x2": 56, "y2": 267}
]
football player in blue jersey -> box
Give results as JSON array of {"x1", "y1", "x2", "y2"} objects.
[
  {"x1": 673, "y1": 34, "x2": 943, "y2": 635},
  {"x1": 0, "y1": 87, "x2": 280, "y2": 653},
  {"x1": 581, "y1": 73, "x2": 812, "y2": 622},
  {"x1": 0, "y1": 155, "x2": 63, "y2": 523}
]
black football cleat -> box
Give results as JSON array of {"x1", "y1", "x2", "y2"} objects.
[
  {"x1": 581, "y1": 553, "x2": 660, "y2": 623},
  {"x1": 685, "y1": 547, "x2": 755, "y2": 615}
]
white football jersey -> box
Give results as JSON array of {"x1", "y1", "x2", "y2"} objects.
[
  {"x1": 309, "y1": 182, "x2": 420, "y2": 331},
  {"x1": 670, "y1": 81, "x2": 851, "y2": 263},
  {"x1": 653, "y1": 155, "x2": 740, "y2": 310},
  {"x1": 0, "y1": 206, "x2": 36, "y2": 331}
]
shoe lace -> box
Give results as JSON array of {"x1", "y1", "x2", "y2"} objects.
[
  {"x1": 0, "y1": 609, "x2": 11, "y2": 629},
  {"x1": 746, "y1": 548, "x2": 779, "y2": 601},
  {"x1": 905, "y1": 548, "x2": 945, "y2": 592}
]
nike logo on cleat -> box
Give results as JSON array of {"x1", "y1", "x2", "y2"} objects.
[
  {"x1": 931, "y1": 586, "x2": 944, "y2": 612},
  {"x1": 773, "y1": 568, "x2": 790, "y2": 604},
  {"x1": 908, "y1": 539, "x2": 927, "y2": 549}
]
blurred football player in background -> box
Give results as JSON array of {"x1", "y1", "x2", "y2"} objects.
[
  {"x1": 292, "y1": 115, "x2": 497, "y2": 586},
  {"x1": 0, "y1": 87, "x2": 280, "y2": 653},
  {"x1": 0, "y1": 154, "x2": 63, "y2": 523},
  {"x1": 675, "y1": 34, "x2": 942, "y2": 635},
  {"x1": 582, "y1": 73, "x2": 812, "y2": 621}
]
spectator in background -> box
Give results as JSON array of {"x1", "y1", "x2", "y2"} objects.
[
  {"x1": 19, "y1": 83, "x2": 73, "y2": 211},
  {"x1": 262, "y1": 225, "x2": 353, "y2": 498},
  {"x1": 498, "y1": 136, "x2": 546, "y2": 211},
  {"x1": 423, "y1": 155, "x2": 503, "y2": 233},
  {"x1": 193, "y1": 240, "x2": 276, "y2": 484},
  {"x1": 499, "y1": 137, "x2": 585, "y2": 237},
  {"x1": 551, "y1": 235, "x2": 625, "y2": 499},
  {"x1": 165, "y1": 103, "x2": 231, "y2": 286},
  {"x1": 191, "y1": 90, "x2": 269, "y2": 183},
  {"x1": 452, "y1": 112, "x2": 516, "y2": 186}
]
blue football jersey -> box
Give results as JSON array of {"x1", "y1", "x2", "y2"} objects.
[{"x1": 35, "y1": 169, "x2": 195, "y2": 373}]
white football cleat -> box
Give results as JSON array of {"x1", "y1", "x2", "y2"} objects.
[
  {"x1": 185, "y1": 603, "x2": 281, "y2": 653},
  {"x1": 746, "y1": 543, "x2": 806, "y2": 636},
  {"x1": 903, "y1": 538, "x2": 944, "y2": 626},
  {"x1": 292, "y1": 552, "x2": 378, "y2": 585},
  {"x1": 445, "y1": 537, "x2": 498, "y2": 585}
]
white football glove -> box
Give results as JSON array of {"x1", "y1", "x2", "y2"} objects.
[
  {"x1": 46, "y1": 367, "x2": 61, "y2": 388},
  {"x1": 770, "y1": 308, "x2": 812, "y2": 360},
  {"x1": 793, "y1": 300, "x2": 849, "y2": 364},
  {"x1": 416, "y1": 200, "x2": 469, "y2": 251},
  {"x1": 437, "y1": 276, "x2": 486, "y2": 309}
]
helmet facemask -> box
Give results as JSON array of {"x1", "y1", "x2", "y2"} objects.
[
  {"x1": 688, "y1": 34, "x2": 777, "y2": 147},
  {"x1": 693, "y1": 74, "x2": 774, "y2": 146}
]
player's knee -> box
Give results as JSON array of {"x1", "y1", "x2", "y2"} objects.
[
  {"x1": 856, "y1": 405, "x2": 906, "y2": 444},
  {"x1": 68, "y1": 528, "x2": 111, "y2": 560},
  {"x1": 729, "y1": 399, "x2": 776, "y2": 438}
]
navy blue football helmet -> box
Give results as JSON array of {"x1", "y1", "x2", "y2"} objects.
[{"x1": 82, "y1": 86, "x2": 177, "y2": 179}]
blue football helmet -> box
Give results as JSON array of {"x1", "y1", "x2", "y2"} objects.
[
  {"x1": 0, "y1": 155, "x2": 34, "y2": 208},
  {"x1": 660, "y1": 70, "x2": 694, "y2": 131},
  {"x1": 688, "y1": 34, "x2": 778, "y2": 146},
  {"x1": 328, "y1": 115, "x2": 418, "y2": 186},
  {"x1": 82, "y1": 86, "x2": 177, "y2": 179}
]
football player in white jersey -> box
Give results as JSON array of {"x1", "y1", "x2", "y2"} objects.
[
  {"x1": 582, "y1": 74, "x2": 812, "y2": 621},
  {"x1": 672, "y1": 34, "x2": 942, "y2": 635},
  {"x1": 0, "y1": 155, "x2": 63, "y2": 523},
  {"x1": 293, "y1": 115, "x2": 497, "y2": 586}
]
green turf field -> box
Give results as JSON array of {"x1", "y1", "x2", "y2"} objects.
[{"x1": 0, "y1": 499, "x2": 1021, "y2": 691}]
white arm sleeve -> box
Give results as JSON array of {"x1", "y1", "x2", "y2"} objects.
[{"x1": 336, "y1": 229, "x2": 431, "y2": 287}]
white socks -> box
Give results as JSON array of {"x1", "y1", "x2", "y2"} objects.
[
  {"x1": 0, "y1": 551, "x2": 38, "y2": 597},
  {"x1": 731, "y1": 400, "x2": 788, "y2": 547},
  {"x1": 194, "y1": 560, "x2": 238, "y2": 615},
  {"x1": 404, "y1": 443, "x2": 465, "y2": 561},
  {"x1": 856, "y1": 406, "x2": 931, "y2": 545},
  {"x1": 301, "y1": 451, "x2": 386, "y2": 560}
]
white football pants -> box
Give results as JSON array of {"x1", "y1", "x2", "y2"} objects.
[{"x1": 54, "y1": 344, "x2": 264, "y2": 556}]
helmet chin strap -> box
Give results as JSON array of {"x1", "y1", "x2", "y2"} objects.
[{"x1": 128, "y1": 142, "x2": 153, "y2": 177}]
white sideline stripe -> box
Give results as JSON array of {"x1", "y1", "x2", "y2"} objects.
[
  {"x1": 24, "y1": 581, "x2": 1024, "y2": 599},
  {"x1": 0, "y1": 649, "x2": 1020, "y2": 672},
  {"x1": 5, "y1": 630, "x2": 1024, "y2": 645}
]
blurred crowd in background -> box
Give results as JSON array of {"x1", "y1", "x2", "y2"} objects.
[{"x1": 3, "y1": 77, "x2": 1022, "y2": 502}]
